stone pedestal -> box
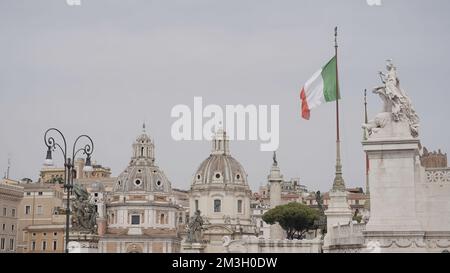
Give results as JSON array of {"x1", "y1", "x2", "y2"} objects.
[
  {"x1": 323, "y1": 190, "x2": 352, "y2": 248},
  {"x1": 363, "y1": 137, "x2": 422, "y2": 232},
  {"x1": 68, "y1": 231, "x2": 99, "y2": 253},
  {"x1": 362, "y1": 121, "x2": 426, "y2": 252},
  {"x1": 181, "y1": 242, "x2": 207, "y2": 253}
]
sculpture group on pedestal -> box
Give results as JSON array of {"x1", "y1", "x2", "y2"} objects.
[
  {"x1": 71, "y1": 184, "x2": 98, "y2": 234},
  {"x1": 363, "y1": 60, "x2": 420, "y2": 138}
]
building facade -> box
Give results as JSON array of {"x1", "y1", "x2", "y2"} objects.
[
  {"x1": 0, "y1": 179, "x2": 23, "y2": 253},
  {"x1": 420, "y1": 147, "x2": 447, "y2": 168},
  {"x1": 16, "y1": 182, "x2": 65, "y2": 253},
  {"x1": 40, "y1": 158, "x2": 111, "y2": 184}
]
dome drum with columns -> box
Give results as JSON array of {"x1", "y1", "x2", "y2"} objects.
[{"x1": 189, "y1": 128, "x2": 258, "y2": 251}]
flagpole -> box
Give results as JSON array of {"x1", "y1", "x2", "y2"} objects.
[
  {"x1": 332, "y1": 26, "x2": 345, "y2": 191},
  {"x1": 363, "y1": 89, "x2": 371, "y2": 211},
  {"x1": 364, "y1": 89, "x2": 370, "y2": 194}
]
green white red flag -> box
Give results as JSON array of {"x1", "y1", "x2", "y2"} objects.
[{"x1": 300, "y1": 56, "x2": 339, "y2": 120}]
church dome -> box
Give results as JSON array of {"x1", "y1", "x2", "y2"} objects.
[
  {"x1": 192, "y1": 128, "x2": 248, "y2": 186},
  {"x1": 113, "y1": 124, "x2": 171, "y2": 194}
]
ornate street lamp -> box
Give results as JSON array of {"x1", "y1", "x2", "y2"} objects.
[{"x1": 44, "y1": 128, "x2": 94, "y2": 253}]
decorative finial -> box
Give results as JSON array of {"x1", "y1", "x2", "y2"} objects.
[
  {"x1": 334, "y1": 26, "x2": 338, "y2": 48},
  {"x1": 273, "y1": 151, "x2": 278, "y2": 167}
]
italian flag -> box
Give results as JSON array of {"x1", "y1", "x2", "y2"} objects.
[{"x1": 300, "y1": 56, "x2": 339, "y2": 120}]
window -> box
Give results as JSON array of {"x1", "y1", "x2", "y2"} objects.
[
  {"x1": 38, "y1": 192, "x2": 43, "y2": 196},
  {"x1": 214, "y1": 199, "x2": 221, "y2": 213},
  {"x1": 9, "y1": 239, "x2": 14, "y2": 250},
  {"x1": 260, "y1": 221, "x2": 264, "y2": 228},
  {"x1": 141, "y1": 147, "x2": 144, "y2": 157},
  {"x1": 195, "y1": 200, "x2": 199, "y2": 211},
  {"x1": 0, "y1": 238, "x2": 5, "y2": 250},
  {"x1": 31, "y1": 241, "x2": 36, "y2": 251},
  {"x1": 94, "y1": 193, "x2": 98, "y2": 197},
  {"x1": 134, "y1": 179, "x2": 142, "y2": 186},
  {"x1": 54, "y1": 232, "x2": 57, "y2": 237},
  {"x1": 11, "y1": 225, "x2": 15, "y2": 231},
  {"x1": 2, "y1": 224, "x2": 5, "y2": 231},
  {"x1": 37, "y1": 206, "x2": 43, "y2": 215},
  {"x1": 2, "y1": 207, "x2": 6, "y2": 216},
  {"x1": 160, "y1": 214, "x2": 165, "y2": 224},
  {"x1": 11, "y1": 209, "x2": 16, "y2": 217},
  {"x1": 26, "y1": 192, "x2": 31, "y2": 196},
  {"x1": 43, "y1": 233, "x2": 47, "y2": 237},
  {"x1": 131, "y1": 215, "x2": 140, "y2": 225},
  {"x1": 25, "y1": 206, "x2": 31, "y2": 215},
  {"x1": 237, "y1": 200, "x2": 243, "y2": 213},
  {"x1": 53, "y1": 241, "x2": 57, "y2": 251},
  {"x1": 42, "y1": 241, "x2": 47, "y2": 251},
  {"x1": 32, "y1": 233, "x2": 36, "y2": 237},
  {"x1": 355, "y1": 200, "x2": 360, "y2": 205}
]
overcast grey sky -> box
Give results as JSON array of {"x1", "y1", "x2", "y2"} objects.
[{"x1": 1, "y1": 0, "x2": 449, "y2": 192}]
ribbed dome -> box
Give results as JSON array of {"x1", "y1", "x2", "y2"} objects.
[
  {"x1": 114, "y1": 165, "x2": 171, "y2": 193},
  {"x1": 192, "y1": 128, "x2": 248, "y2": 186},
  {"x1": 193, "y1": 154, "x2": 248, "y2": 185}
]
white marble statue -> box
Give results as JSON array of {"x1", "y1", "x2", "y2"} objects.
[{"x1": 363, "y1": 60, "x2": 420, "y2": 138}]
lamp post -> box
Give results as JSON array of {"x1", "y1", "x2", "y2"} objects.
[{"x1": 44, "y1": 128, "x2": 94, "y2": 253}]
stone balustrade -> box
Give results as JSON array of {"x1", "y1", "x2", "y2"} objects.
[
  {"x1": 330, "y1": 222, "x2": 366, "y2": 246},
  {"x1": 425, "y1": 168, "x2": 450, "y2": 183}
]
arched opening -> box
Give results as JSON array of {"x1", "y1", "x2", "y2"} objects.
[{"x1": 141, "y1": 147, "x2": 144, "y2": 157}]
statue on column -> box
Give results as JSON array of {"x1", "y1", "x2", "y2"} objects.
[
  {"x1": 272, "y1": 151, "x2": 278, "y2": 167},
  {"x1": 363, "y1": 60, "x2": 420, "y2": 138}
]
